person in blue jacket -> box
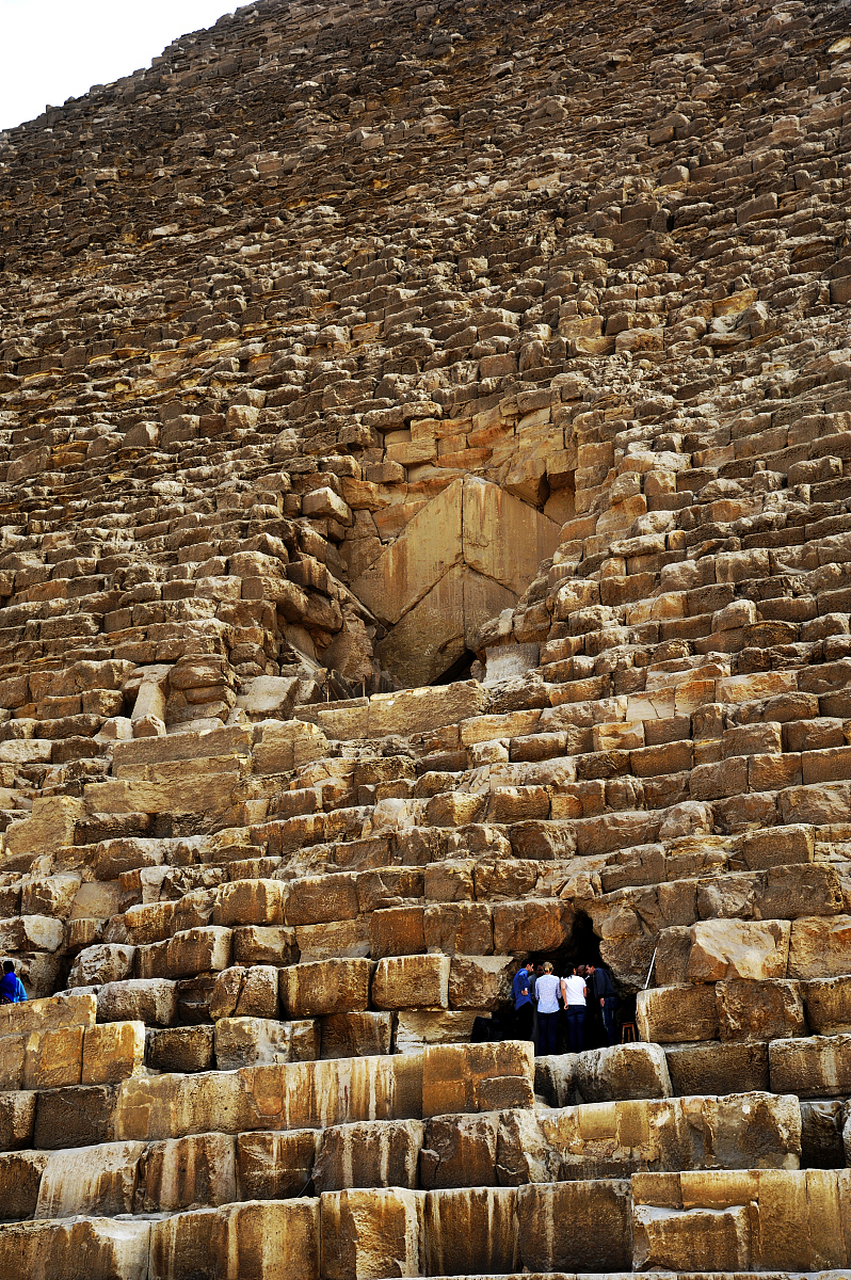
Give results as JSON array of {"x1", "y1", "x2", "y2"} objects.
[
  {"x1": 0, "y1": 960, "x2": 27, "y2": 1003},
  {"x1": 512, "y1": 957, "x2": 534, "y2": 1041}
]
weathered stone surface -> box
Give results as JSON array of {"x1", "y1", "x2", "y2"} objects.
[
  {"x1": 97, "y1": 979, "x2": 177, "y2": 1026},
  {"x1": 314, "y1": 1119, "x2": 423, "y2": 1192},
  {"x1": 1, "y1": 0, "x2": 851, "y2": 1266},
  {"x1": 373, "y1": 954, "x2": 450, "y2": 1010},
  {"x1": 422, "y1": 1041, "x2": 534, "y2": 1117},
  {"x1": 320, "y1": 1187, "x2": 421, "y2": 1280},
  {"x1": 149, "y1": 1200, "x2": 319, "y2": 1280},
  {"x1": 281, "y1": 959, "x2": 373, "y2": 1018}
]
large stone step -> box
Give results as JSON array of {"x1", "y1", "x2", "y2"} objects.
[{"x1": 4, "y1": 1172, "x2": 849, "y2": 1277}]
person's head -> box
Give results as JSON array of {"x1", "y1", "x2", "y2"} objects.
[
  {"x1": 2, "y1": 960, "x2": 14, "y2": 974},
  {"x1": 564, "y1": 963, "x2": 575, "y2": 977},
  {"x1": 542, "y1": 962, "x2": 553, "y2": 974}
]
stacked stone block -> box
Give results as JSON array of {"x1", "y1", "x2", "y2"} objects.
[{"x1": 0, "y1": 0, "x2": 850, "y2": 1273}]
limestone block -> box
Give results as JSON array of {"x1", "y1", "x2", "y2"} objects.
[
  {"x1": 373, "y1": 955, "x2": 450, "y2": 1010},
  {"x1": 738, "y1": 823, "x2": 814, "y2": 869},
  {"x1": 212, "y1": 879, "x2": 285, "y2": 926},
  {"x1": 146, "y1": 1027, "x2": 215, "y2": 1074},
  {"x1": 0, "y1": 914, "x2": 64, "y2": 953},
  {"x1": 0, "y1": 992, "x2": 93, "y2": 1040},
  {"x1": 137, "y1": 1132, "x2": 236, "y2": 1213},
  {"x1": 252, "y1": 719, "x2": 328, "y2": 773},
  {"x1": 232, "y1": 925, "x2": 298, "y2": 967},
  {"x1": 368, "y1": 681, "x2": 488, "y2": 738},
  {"x1": 68, "y1": 942, "x2": 136, "y2": 988},
  {"x1": 395, "y1": 1010, "x2": 485, "y2": 1053},
  {"x1": 286, "y1": 873, "x2": 359, "y2": 926},
  {"x1": 492, "y1": 900, "x2": 573, "y2": 953},
  {"x1": 0, "y1": 1034, "x2": 25, "y2": 1089},
  {"x1": 236, "y1": 675, "x2": 300, "y2": 720},
  {"x1": 424, "y1": 903, "x2": 493, "y2": 955},
  {"x1": 770, "y1": 1034, "x2": 851, "y2": 1097},
  {"x1": 320, "y1": 1187, "x2": 422, "y2": 1280},
  {"x1": 0, "y1": 1217, "x2": 151, "y2": 1280},
  {"x1": 36, "y1": 1140, "x2": 145, "y2": 1219},
  {"x1": 664, "y1": 1041, "x2": 769, "y2": 1096},
  {"x1": 82, "y1": 1021, "x2": 146, "y2": 1085},
  {"x1": 419, "y1": 1113, "x2": 498, "y2": 1190},
  {"x1": 97, "y1": 978, "x2": 178, "y2": 1026},
  {"x1": 352, "y1": 478, "x2": 464, "y2": 625},
  {"x1": 424, "y1": 1186, "x2": 520, "y2": 1275},
  {"x1": 633, "y1": 1201, "x2": 751, "y2": 1270},
  {"x1": 314, "y1": 1118, "x2": 424, "y2": 1192},
  {"x1": 136, "y1": 926, "x2": 233, "y2": 980},
  {"x1": 788, "y1": 914, "x2": 851, "y2": 979},
  {"x1": 573, "y1": 1042, "x2": 673, "y2": 1103},
  {"x1": 517, "y1": 1180, "x2": 633, "y2": 1272},
  {"x1": 281, "y1": 959, "x2": 373, "y2": 1018},
  {"x1": 422, "y1": 1041, "x2": 534, "y2": 1117},
  {"x1": 805, "y1": 977, "x2": 851, "y2": 1033},
  {"x1": 0, "y1": 1150, "x2": 48, "y2": 1220},
  {"x1": 0, "y1": 1090, "x2": 37, "y2": 1150},
  {"x1": 369, "y1": 906, "x2": 426, "y2": 959},
  {"x1": 636, "y1": 986, "x2": 719, "y2": 1043},
  {"x1": 320, "y1": 1012, "x2": 395, "y2": 1059},
  {"x1": 716, "y1": 978, "x2": 806, "y2": 1042},
  {"x1": 686, "y1": 919, "x2": 790, "y2": 983},
  {"x1": 23, "y1": 1024, "x2": 84, "y2": 1089},
  {"x1": 22, "y1": 872, "x2": 81, "y2": 918},
  {"x1": 448, "y1": 956, "x2": 515, "y2": 1010},
  {"x1": 215, "y1": 1017, "x2": 317, "y2": 1070},
  {"x1": 235, "y1": 1129, "x2": 318, "y2": 1200},
  {"x1": 4, "y1": 793, "x2": 83, "y2": 859},
  {"x1": 33, "y1": 1084, "x2": 117, "y2": 1149},
  {"x1": 297, "y1": 919, "x2": 370, "y2": 962},
  {"x1": 210, "y1": 965, "x2": 279, "y2": 1020},
  {"x1": 149, "y1": 1199, "x2": 319, "y2": 1280}
]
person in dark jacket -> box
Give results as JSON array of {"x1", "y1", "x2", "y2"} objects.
[
  {"x1": 512, "y1": 958, "x2": 534, "y2": 1041},
  {"x1": 586, "y1": 963, "x2": 618, "y2": 1045},
  {"x1": 0, "y1": 960, "x2": 27, "y2": 1003}
]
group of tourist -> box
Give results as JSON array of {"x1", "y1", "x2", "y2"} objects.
[{"x1": 512, "y1": 957, "x2": 619, "y2": 1056}]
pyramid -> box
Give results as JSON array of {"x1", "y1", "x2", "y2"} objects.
[{"x1": 0, "y1": 0, "x2": 850, "y2": 1273}]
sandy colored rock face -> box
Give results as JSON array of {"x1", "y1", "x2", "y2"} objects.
[{"x1": 1, "y1": 0, "x2": 851, "y2": 1271}]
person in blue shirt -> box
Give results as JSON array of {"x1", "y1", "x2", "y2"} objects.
[
  {"x1": 512, "y1": 957, "x2": 534, "y2": 1041},
  {"x1": 0, "y1": 960, "x2": 27, "y2": 1003}
]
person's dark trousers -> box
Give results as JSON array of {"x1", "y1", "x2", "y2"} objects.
[
  {"x1": 601, "y1": 995, "x2": 619, "y2": 1045},
  {"x1": 565, "y1": 1006, "x2": 586, "y2": 1053},
  {"x1": 536, "y1": 1011, "x2": 559, "y2": 1056},
  {"x1": 515, "y1": 1002, "x2": 534, "y2": 1041}
]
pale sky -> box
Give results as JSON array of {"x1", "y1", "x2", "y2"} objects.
[{"x1": 0, "y1": 1, "x2": 233, "y2": 131}]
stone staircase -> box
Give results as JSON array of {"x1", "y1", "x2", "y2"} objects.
[{"x1": 1, "y1": 0, "x2": 851, "y2": 1273}]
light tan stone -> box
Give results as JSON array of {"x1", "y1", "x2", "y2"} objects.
[
  {"x1": 320, "y1": 1187, "x2": 422, "y2": 1280},
  {"x1": 788, "y1": 914, "x2": 851, "y2": 979},
  {"x1": 82, "y1": 1021, "x2": 146, "y2": 1085},
  {"x1": 373, "y1": 954, "x2": 450, "y2": 1009},
  {"x1": 280, "y1": 959, "x2": 373, "y2": 1018},
  {"x1": 686, "y1": 918, "x2": 790, "y2": 983}
]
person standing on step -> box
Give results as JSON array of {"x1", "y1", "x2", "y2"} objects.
[
  {"x1": 587, "y1": 962, "x2": 618, "y2": 1046},
  {"x1": 560, "y1": 963, "x2": 587, "y2": 1053},
  {"x1": 512, "y1": 957, "x2": 534, "y2": 1042},
  {"x1": 0, "y1": 960, "x2": 27, "y2": 1003},
  {"x1": 534, "y1": 961, "x2": 561, "y2": 1057}
]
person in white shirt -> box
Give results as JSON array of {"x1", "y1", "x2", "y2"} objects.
[
  {"x1": 560, "y1": 963, "x2": 587, "y2": 1053},
  {"x1": 534, "y1": 961, "x2": 561, "y2": 1056}
]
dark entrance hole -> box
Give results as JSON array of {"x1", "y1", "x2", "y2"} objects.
[{"x1": 431, "y1": 648, "x2": 475, "y2": 685}]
